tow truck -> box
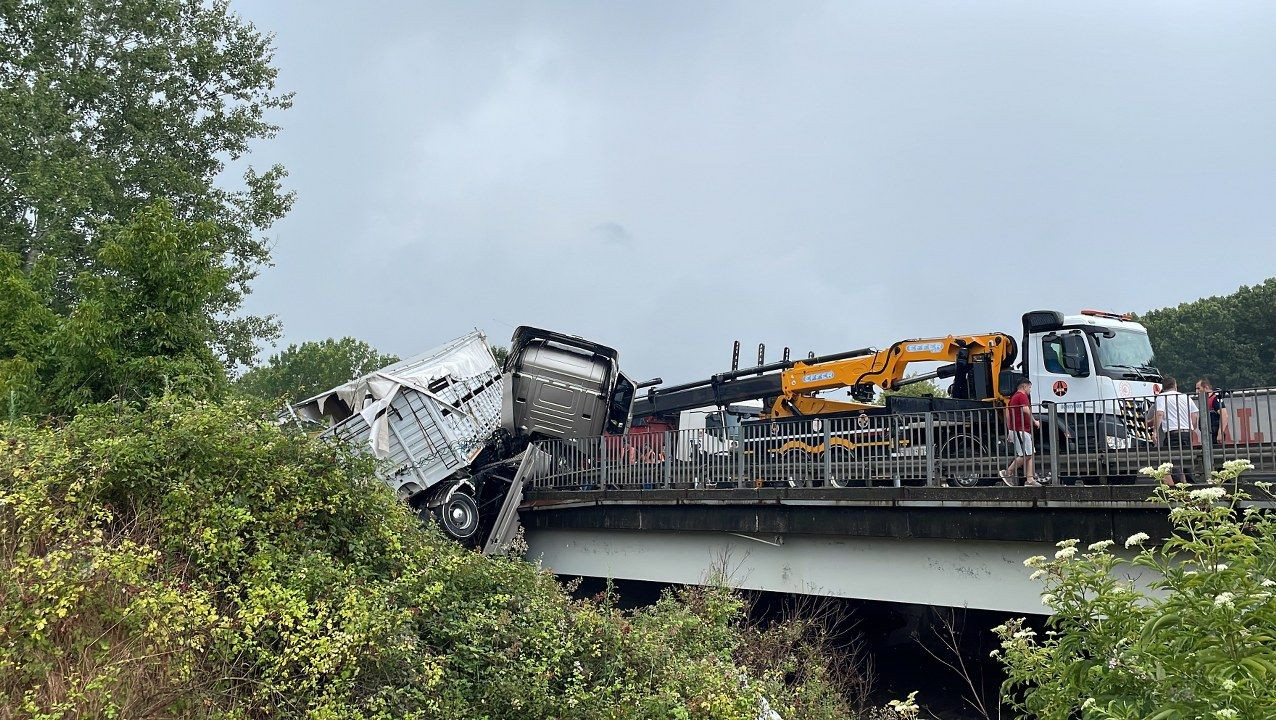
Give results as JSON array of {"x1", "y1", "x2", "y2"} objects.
[{"x1": 633, "y1": 310, "x2": 1162, "y2": 484}]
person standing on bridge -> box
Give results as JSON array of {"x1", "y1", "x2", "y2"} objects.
[
  {"x1": 1151, "y1": 376, "x2": 1198, "y2": 486},
  {"x1": 1001, "y1": 379, "x2": 1041, "y2": 487},
  {"x1": 1196, "y1": 377, "x2": 1231, "y2": 446}
]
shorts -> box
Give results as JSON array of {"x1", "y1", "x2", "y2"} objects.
[{"x1": 1009, "y1": 431, "x2": 1034, "y2": 457}]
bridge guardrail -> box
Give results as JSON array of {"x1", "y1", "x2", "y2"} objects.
[{"x1": 526, "y1": 388, "x2": 1276, "y2": 491}]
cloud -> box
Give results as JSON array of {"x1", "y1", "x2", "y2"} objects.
[
  {"x1": 237, "y1": 0, "x2": 1276, "y2": 383},
  {"x1": 589, "y1": 222, "x2": 632, "y2": 246}
]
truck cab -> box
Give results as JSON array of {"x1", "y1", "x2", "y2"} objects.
[
  {"x1": 501, "y1": 326, "x2": 635, "y2": 442},
  {"x1": 1021, "y1": 310, "x2": 1161, "y2": 447}
]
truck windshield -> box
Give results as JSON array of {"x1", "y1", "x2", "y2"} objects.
[
  {"x1": 1090, "y1": 329, "x2": 1157, "y2": 372},
  {"x1": 705, "y1": 412, "x2": 743, "y2": 441}
]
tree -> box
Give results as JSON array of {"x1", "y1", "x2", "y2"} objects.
[
  {"x1": 875, "y1": 375, "x2": 949, "y2": 404},
  {"x1": 994, "y1": 461, "x2": 1276, "y2": 718},
  {"x1": 2, "y1": 202, "x2": 233, "y2": 415},
  {"x1": 45, "y1": 202, "x2": 231, "y2": 411},
  {"x1": 490, "y1": 344, "x2": 510, "y2": 368},
  {"x1": 0, "y1": 0, "x2": 293, "y2": 368},
  {"x1": 1137, "y1": 278, "x2": 1276, "y2": 389},
  {"x1": 236, "y1": 338, "x2": 399, "y2": 405},
  {"x1": 0, "y1": 252, "x2": 57, "y2": 418}
]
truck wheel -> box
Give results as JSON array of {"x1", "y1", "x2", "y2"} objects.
[{"x1": 435, "y1": 490, "x2": 480, "y2": 541}]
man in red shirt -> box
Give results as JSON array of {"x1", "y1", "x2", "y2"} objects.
[{"x1": 1001, "y1": 379, "x2": 1041, "y2": 487}]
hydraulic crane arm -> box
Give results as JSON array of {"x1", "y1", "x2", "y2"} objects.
[
  {"x1": 632, "y1": 334, "x2": 1017, "y2": 422},
  {"x1": 631, "y1": 347, "x2": 876, "y2": 420},
  {"x1": 769, "y1": 333, "x2": 1018, "y2": 418}
]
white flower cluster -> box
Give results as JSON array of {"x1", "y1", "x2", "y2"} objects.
[
  {"x1": 886, "y1": 691, "x2": 920, "y2": 720},
  {"x1": 1055, "y1": 546, "x2": 1077, "y2": 560},
  {"x1": 1212, "y1": 459, "x2": 1256, "y2": 484},
  {"x1": 1215, "y1": 709, "x2": 1238, "y2": 719},
  {"x1": 1139, "y1": 462, "x2": 1175, "y2": 479},
  {"x1": 1125, "y1": 532, "x2": 1150, "y2": 548},
  {"x1": 1214, "y1": 592, "x2": 1235, "y2": 608},
  {"x1": 1222, "y1": 459, "x2": 1254, "y2": 474},
  {"x1": 1087, "y1": 539, "x2": 1114, "y2": 552},
  {"x1": 1056, "y1": 539, "x2": 1079, "y2": 548},
  {"x1": 1262, "y1": 579, "x2": 1275, "y2": 588},
  {"x1": 1189, "y1": 486, "x2": 1227, "y2": 501},
  {"x1": 1024, "y1": 555, "x2": 1047, "y2": 568}
]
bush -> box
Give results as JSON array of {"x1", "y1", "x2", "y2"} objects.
[
  {"x1": 994, "y1": 461, "x2": 1276, "y2": 719},
  {"x1": 1, "y1": 398, "x2": 854, "y2": 719}
]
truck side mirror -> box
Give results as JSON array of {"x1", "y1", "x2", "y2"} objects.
[{"x1": 1061, "y1": 333, "x2": 1090, "y2": 377}]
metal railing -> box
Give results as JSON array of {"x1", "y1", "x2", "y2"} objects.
[{"x1": 527, "y1": 388, "x2": 1276, "y2": 491}]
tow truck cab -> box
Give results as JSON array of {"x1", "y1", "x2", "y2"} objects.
[
  {"x1": 1020, "y1": 310, "x2": 1161, "y2": 404},
  {"x1": 1018, "y1": 310, "x2": 1161, "y2": 449}
]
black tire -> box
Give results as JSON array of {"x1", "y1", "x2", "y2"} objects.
[
  {"x1": 434, "y1": 490, "x2": 480, "y2": 541},
  {"x1": 935, "y1": 433, "x2": 989, "y2": 487}
]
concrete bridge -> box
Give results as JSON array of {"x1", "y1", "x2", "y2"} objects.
[
  {"x1": 516, "y1": 484, "x2": 1247, "y2": 614},
  {"x1": 497, "y1": 389, "x2": 1276, "y2": 614}
]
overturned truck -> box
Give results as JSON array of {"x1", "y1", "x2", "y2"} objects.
[{"x1": 291, "y1": 326, "x2": 633, "y2": 545}]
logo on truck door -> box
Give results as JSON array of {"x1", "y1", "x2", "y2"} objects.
[{"x1": 1052, "y1": 380, "x2": 1068, "y2": 397}]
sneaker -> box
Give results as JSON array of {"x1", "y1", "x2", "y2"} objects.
[
  {"x1": 999, "y1": 470, "x2": 1015, "y2": 487},
  {"x1": 1025, "y1": 478, "x2": 1042, "y2": 487}
]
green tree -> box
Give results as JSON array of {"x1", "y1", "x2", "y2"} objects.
[
  {"x1": 1137, "y1": 278, "x2": 1276, "y2": 389},
  {"x1": 47, "y1": 202, "x2": 231, "y2": 411},
  {"x1": 0, "y1": 0, "x2": 293, "y2": 368},
  {"x1": 490, "y1": 344, "x2": 510, "y2": 368},
  {"x1": 875, "y1": 375, "x2": 949, "y2": 404},
  {"x1": 0, "y1": 252, "x2": 57, "y2": 418},
  {"x1": 1, "y1": 202, "x2": 232, "y2": 415},
  {"x1": 236, "y1": 337, "x2": 399, "y2": 405}
]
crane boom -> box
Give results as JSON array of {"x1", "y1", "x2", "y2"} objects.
[
  {"x1": 770, "y1": 333, "x2": 1017, "y2": 417},
  {"x1": 632, "y1": 334, "x2": 1018, "y2": 422}
]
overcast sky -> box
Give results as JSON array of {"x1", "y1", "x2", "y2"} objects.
[{"x1": 234, "y1": 1, "x2": 1276, "y2": 382}]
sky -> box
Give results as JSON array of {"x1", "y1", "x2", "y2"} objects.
[{"x1": 233, "y1": 0, "x2": 1276, "y2": 383}]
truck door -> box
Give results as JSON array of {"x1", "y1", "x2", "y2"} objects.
[{"x1": 1032, "y1": 330, "x2": 1100, "y2": 406}]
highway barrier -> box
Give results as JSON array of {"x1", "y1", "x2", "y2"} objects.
[{"x1": 527, "y1": 388, "x2": 1276, "y2": 490}]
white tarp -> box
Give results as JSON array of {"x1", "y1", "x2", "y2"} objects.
[{"x1": 292, "y1": 331, "x2": 499, "y2": 457}]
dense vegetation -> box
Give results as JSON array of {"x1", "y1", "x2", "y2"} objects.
[
  {"x1": 1137, "y1": 279, "x2": 1276, "y2": 390},
  {"x1": 1, "y1": 398, "x2": 859, "y2": 719}
]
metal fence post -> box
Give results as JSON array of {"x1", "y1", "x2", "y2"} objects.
[
  {"x1": 663, "y1": 431, "x2": 673, "y2": 488},
  {"x1": 736, "y1": 428, "x2": 747, "y2": 488},
  {"x1": 822, "y1": 421, "x2": 833, "y2": 486},
  {"x1": 599, "y1": 436, "x2": 608, "y2": 490},
  {"x1": 1198, "y1": 389, "x2": 1213, "y2": 479},
  {"x1": 1047, "y1": 402, "x2": 1060, "y2": 486},
  {"x1": 924, "y1": 412, "x2": 936, "y2": 486}
]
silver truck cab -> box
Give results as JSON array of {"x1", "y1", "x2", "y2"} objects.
[{"x1": 502, "y1": 326, "x2": 634, "y2": 442}]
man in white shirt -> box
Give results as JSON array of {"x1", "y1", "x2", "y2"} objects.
[{"x1": 1150, "y1": 376, "x2": 1198, "y2": 486}]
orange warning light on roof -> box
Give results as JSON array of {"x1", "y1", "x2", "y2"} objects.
[{"x1": 1080, "y1": 309, "x2": 1133, "y2": 321}]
